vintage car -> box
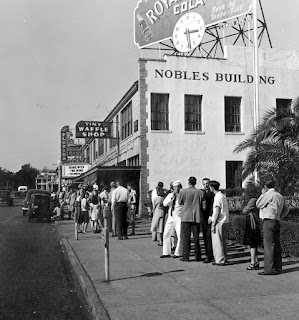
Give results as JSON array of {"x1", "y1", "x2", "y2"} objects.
[
  {"x1": 22, "y1": 189, "x2": 51, "y2": 216},
  {"x1": 0, "y1": 190, "x2": 14, "y2": 206},
  {"x1": 27, "y1": 193, "x2": 52, "y2": 223}
]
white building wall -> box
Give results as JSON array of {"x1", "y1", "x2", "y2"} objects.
[{"x1": 144, "y1": 46, "x2": 299, "y2": 190}]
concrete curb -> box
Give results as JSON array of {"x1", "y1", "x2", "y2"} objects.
[{"x1": 56, "y1": 222, "x2": 111, "y2": 320}]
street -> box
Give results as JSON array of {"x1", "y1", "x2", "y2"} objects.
[{"x1": 0, "y1": 199, "x2": 91, "y2": 320}]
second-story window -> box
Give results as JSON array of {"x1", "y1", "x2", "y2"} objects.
[
  {"x1": 99, "y1": 139, "x2": 104, "y2": 156},
  {"x1": 121, "y1": 102, "x2": 132, "y2": 140},
  {"x1": 185, "y1": 95, "x2": 202, "y2": 131},
  {"x1": 151, "y1": 93, "x2": 169, "y2": 130},
  {"x1": 225, "y1": 96, "x2": 241, "y2": 132}
]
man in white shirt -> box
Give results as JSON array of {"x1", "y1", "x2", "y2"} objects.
[
  {"x1": 256, "y1": 180, "x2": 289, "y2": 275},
  {"x1": 111, "y1": 179, "x2": 130, "y2": 240},
  {"x1": 209, "y1": 180, "x2": 229, "y2": 265}
]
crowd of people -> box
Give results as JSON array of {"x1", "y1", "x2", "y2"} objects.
[
  {"x1": 150, "y1": 177, "x2": 289, "y2": 275},
  {"x1": 51, "y1": 179, "x2": 137, "y2": 238},
  {"x1": 52, "y1": 175, "x2": 289, "y2": 276}
]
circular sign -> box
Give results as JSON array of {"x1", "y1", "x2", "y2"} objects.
[{"x1": 172, "y1": 12, "x2": 205, "y2": 53}]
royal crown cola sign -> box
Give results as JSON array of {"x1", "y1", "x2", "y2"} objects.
[{"x1": 134, "y1": 0, "x2": 253, "y2": 48}]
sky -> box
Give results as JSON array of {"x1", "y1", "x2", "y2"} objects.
[{"x1": 0, "y1": 0, "x2": 298, "y2": 173}]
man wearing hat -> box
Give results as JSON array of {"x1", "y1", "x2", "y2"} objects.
[{"x1": 160, "y1": 180, "x2": 183, "y2": 258}]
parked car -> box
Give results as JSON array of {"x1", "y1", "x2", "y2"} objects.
[
  {"x1": 22, "y1": 189, "x2": 51, "y2": 216},
  {"x1": 27, "y1": 193, "x2": 52, "y2": 223},
  {"x1": 0, "y1": 190, "x2": 14, "y2": 206}
]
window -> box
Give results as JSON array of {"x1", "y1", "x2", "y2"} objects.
[
  {"x1": 134, "y1": 120, "x2": 138, "y2": 132},
  {"x1": 93, "y1": 140, "x2": 96, "y2": 160},
  {"x1": 226, "y1": 161, "x2": 243, "y2": 189},
  {"x1": 151, "y1": 93, "x2": 169, "y2": 130},
  {"x1": 128, "y1": 155, "x2": 140, "y2": 166},
  {"x1": 98, "y1": 139, "x2": 104, "y2": 156},
  {"x1": 276, "y1": 98, "x2": 292, "y2": 117},
  {"x1": 185, "y1": 95, "x2": 202, "y2": 131},
  {"x1": 86, "y1": 147, "x2": 90, "y2": 164},
  {"x1": 117, "y1": 160, "x2": 126, "y2": 166},
  {"x1": 121, "y1": 102, "x2": 132, "y2": 140},
  {"x1": 225, "y1": 97, "x2": 241, "y2": 132}
]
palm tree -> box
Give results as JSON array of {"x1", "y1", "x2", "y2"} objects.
[{"x1": 234, "y1": 97, "x2": 299, "y2": 195}]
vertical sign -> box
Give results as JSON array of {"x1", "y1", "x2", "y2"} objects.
[{"x1": 60, "y1": 125, "x2": 69, "y2": 163}]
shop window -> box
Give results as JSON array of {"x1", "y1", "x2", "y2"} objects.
[
  {"x1": 225, "y1": 97, "x2": 241, "y2": 132},
  {"x1": 185, "y1": 95, "x2": 202, "y2": 131},
  {"x1": 276, "y1": 98, "x2": 292, "y2": 117},
  {"x1": 128, "y1": 155, "x2": 140, "y2": 166},
  {"x1": 121, "y1": 102, "x2": 132, "y2": 140},
  {"x1": 226, "y1": 161, "x2": 243, "y2": 189},
  {"x1": 99, "y1": 139, "x2": 104, "y2": 156},
  {"x1": 151, "y1": 93, "x2": 169, "y2": 130}
]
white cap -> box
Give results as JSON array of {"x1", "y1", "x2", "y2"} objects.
[{"x1": 172, "y1": 180, "x2": 181, "y2": 187}]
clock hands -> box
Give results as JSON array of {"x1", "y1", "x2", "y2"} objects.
[{"x1": 184, "y1": 28, "x2": 200, "y2": 49}]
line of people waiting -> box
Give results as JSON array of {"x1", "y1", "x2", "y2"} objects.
[
  {"x1": 52, "y1": 180, "x2": 138, "y2": 238},
  {"x1": 150, "y1": 176, "x2": 289, "y2": 275}
]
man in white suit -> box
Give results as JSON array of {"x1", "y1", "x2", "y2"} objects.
[{"x1": 160, "y1": 180, "x2": 183, "y2": 258}]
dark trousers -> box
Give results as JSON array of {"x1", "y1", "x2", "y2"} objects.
[
  {"x1": 202, "y1": 220, "x2": 213, "y2": 260},
  {"x1": 114, "y1": 202, "x2": 128, "y2": 239},
  {"x1": 263, "y1": 219, "x2": 282, "y2": 273},
  {"x1": 181, "y1": 222, "x2": 201, "y2": 261}
]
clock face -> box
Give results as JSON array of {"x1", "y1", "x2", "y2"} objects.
[{"x1": 172, "y1": 12, "x2": 205, "y2": 53}]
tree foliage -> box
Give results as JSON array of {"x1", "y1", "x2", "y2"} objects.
[
  {"x1": 0, "y1": 164, "x2": 40, "y2": 190},
  {"x1": 234, "y1": 97, "x2": 299, "y2": 195}
]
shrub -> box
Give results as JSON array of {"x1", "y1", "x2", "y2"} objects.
[
  {"x1": 227, "y1": 214, "x2": 246, "y2": 244},
  {"x1": 280, "y1": 221, "x2": 299, "y2": 257}
]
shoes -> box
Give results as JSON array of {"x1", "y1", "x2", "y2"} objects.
[
  {"x1": 212, "y1": 262, "x2": 227, "y2": 266},
  {"x1": 180, "y1": 258, "x2": 190, "y2": 262},
  {"x1": 112, "y1": 234, "x2": 117, "y2": 237},
  {"x1": 129, "y1": 232, "x2": 135, "y2": 236},
  {"x1": 258, "y1": 271, "x2": 280, "y2": 276},
  {"x1": 122, "y1": 236, "x2": 129, "y2": 240},
  {"x1": 204, "y1": 258, "x2": 213, "y2": 263},
  {"x1": 195, "y1": 258, "x2": 204, "y2": 262},
  {"x1": 172, "y1": 255, "x2": 180, "y2": 258},
  {"x1": 160, "y1": 255, "x2": 171, "y2": 258},
  {"x1": 157, "y1": 243, "x2": 163, "y2": 246},
  {"x1": 247, "y1": 262, "x2": 260, "y2": 270}
]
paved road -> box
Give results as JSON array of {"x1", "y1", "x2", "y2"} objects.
[{"x1": 0, "y1": 200, "x2": 91, "y2": 320}]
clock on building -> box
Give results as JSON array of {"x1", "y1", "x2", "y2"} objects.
[{"x1": 172, "y1": 12, "x2": 205, "y2": 53}]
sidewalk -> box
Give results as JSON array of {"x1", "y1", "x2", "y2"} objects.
[{"x1": 56, "y1": 218, "x2": 299, "y2": 320}]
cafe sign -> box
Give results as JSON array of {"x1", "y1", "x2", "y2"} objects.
[
  {"x1": 60, "y1": 125, "x2": 69, "y2": 163},
  {"x1": 134, "y1": 0, "x2": 253, "y2": 52},
  {"x1": 75, "y1": 121, "x2": 112, "y2": 139}
]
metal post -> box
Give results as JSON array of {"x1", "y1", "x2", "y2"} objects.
[
  {"x1": 253, "y1": 0, "x2": 259, "y2": 183},
  {"x1": 103, "y1": 205, "x2": 111, "y2": 282}
]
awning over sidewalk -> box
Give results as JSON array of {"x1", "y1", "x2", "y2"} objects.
[{"x1": 73, "y1": 165, "x2": 141, "y2": 190}]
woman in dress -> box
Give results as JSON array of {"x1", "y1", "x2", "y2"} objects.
[
  {"x1": 81, "y1": 192, "x2": 90, "y2": 233},
  {"x1": 243, "y1": 191, "x2": 262, "y2": 270},
  {"x1": 150, "y1": 186, "x2": 165, "y2": 246},
  {"x1": 127, "y1": 182, "x2": 137, "y2": 236}
]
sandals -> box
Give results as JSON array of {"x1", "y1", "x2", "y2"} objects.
[{"x1": 247, "y1": 262, "x2": 260, "y2": 270}]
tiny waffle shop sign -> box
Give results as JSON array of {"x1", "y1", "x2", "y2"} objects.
[{"x1": 75, "y1": 121, "x2": 112, "y2": 138}]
